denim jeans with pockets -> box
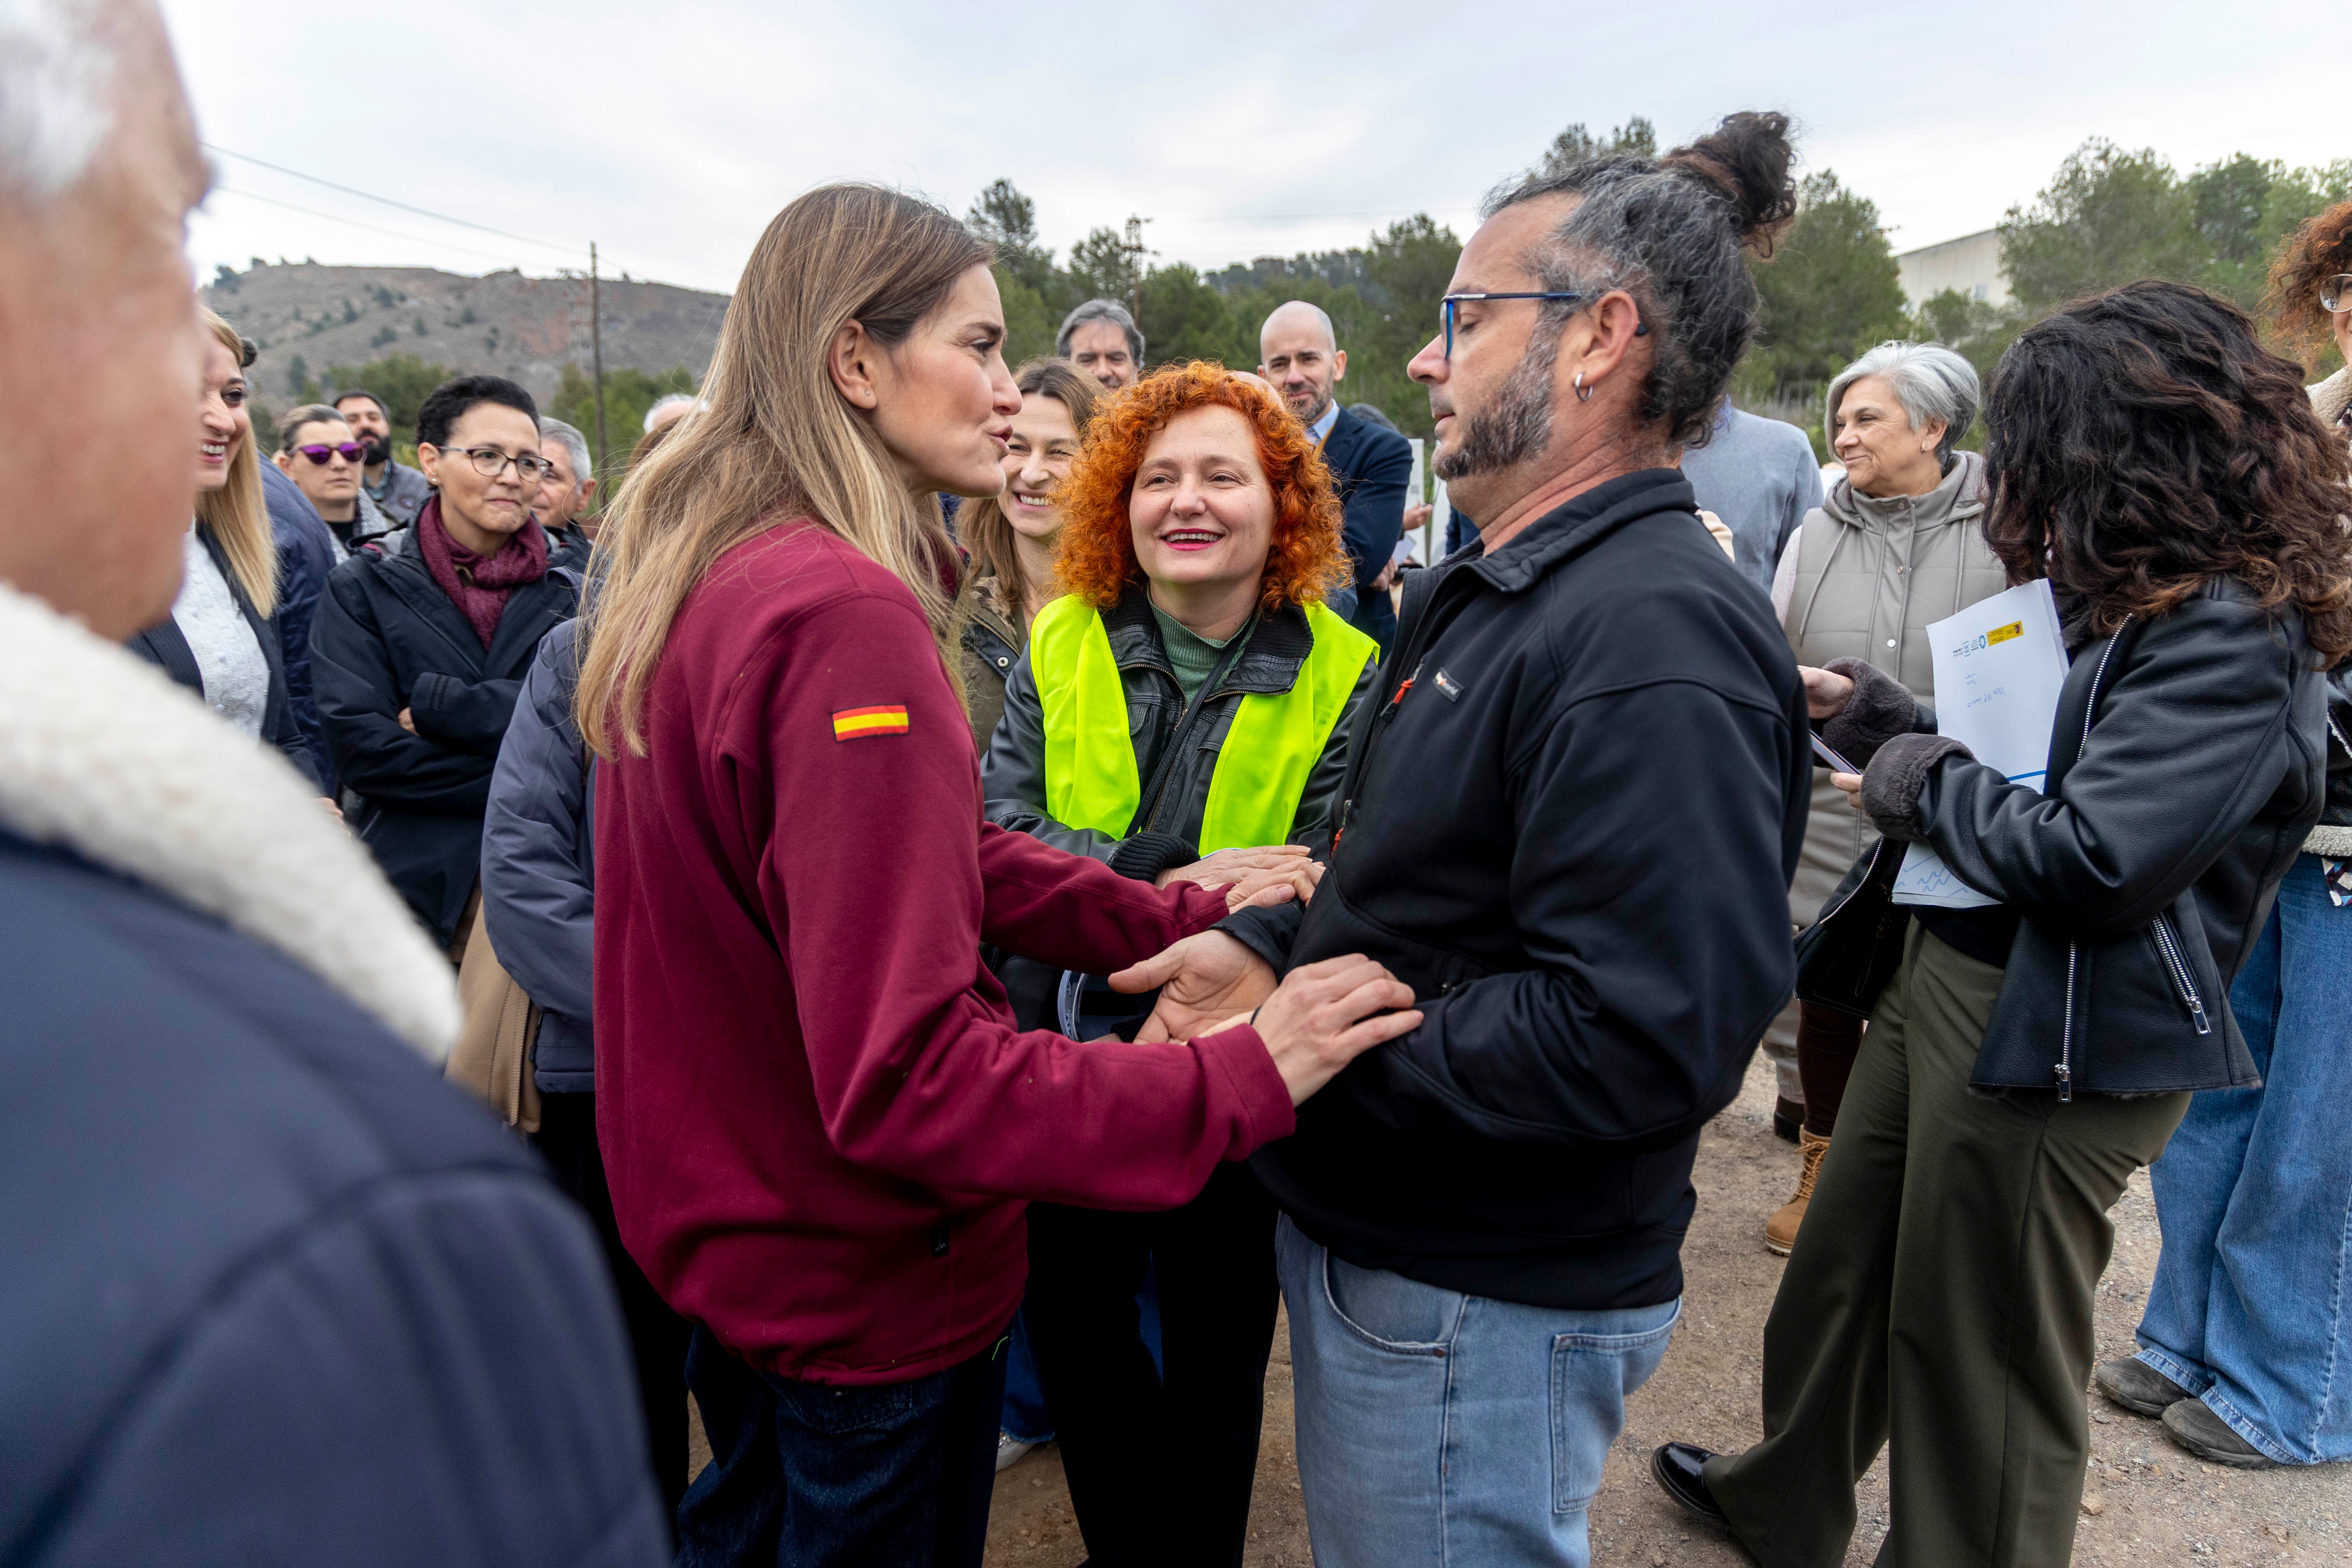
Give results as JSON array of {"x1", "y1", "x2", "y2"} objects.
[
  {"x1": 2137, "y1": 855, "x2": 2352, "y2": 1465},
  {"x1": 1277, "y1": 1214, "x2": 1678, "y2": 1567},
  {"x1": 675, "y1": 1323, "x2": 1006, "y2": 1567}
]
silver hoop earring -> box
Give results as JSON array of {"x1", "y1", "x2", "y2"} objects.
[{"x1": 1574, "y1": 371, "x2": 1593, "y2": 403}]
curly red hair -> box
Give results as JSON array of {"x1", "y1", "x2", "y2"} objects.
[{"x1": 1052, "y1": 361, "x2": 1352, "y2": 612}]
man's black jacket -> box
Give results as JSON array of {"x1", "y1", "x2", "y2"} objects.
[
  {"x1": 1222, "y1": 468, "x2": 1809, "y2": 1311},
  {"x1": 312, "y1": 531, "x2": 578, "y2": 947}
]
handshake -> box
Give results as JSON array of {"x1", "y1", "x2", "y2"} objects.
[{"x1": 1114, "y1": 841, "x2": 1423, "y2": 1108}]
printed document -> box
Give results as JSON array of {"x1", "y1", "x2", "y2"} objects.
[{"x1": 1890, "y1": 579, "x2": 2071, "y2": 909}]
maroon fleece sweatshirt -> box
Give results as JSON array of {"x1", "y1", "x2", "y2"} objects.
[{"x1": 594, "y1": 521, "x2": 1295, "y2": 1384}]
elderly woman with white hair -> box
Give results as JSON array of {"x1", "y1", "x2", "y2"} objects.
[{"x1": 1759, "y1": 340, "x2": 2007, "y2": 1253}]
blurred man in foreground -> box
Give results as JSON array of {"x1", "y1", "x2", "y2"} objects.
[{"x1": 0, "y1": 4, "x2": 664, "y2": 1561}]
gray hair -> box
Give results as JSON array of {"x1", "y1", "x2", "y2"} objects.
[
  {"x1": 1056, "y1": 298, "x2": 1145, "y2": 367},
  {"x1": 539, "y1": 415, "x2": 592, "y2": 481},
  {"x1": 0, "y1": 0, "x2": 119, "y2": 204},
  {"x1": 642, "y1": 393, "x2": 696, "y2": 433},
  {"x1": 1824, "y1": 341, "x2": 1981, "y2": 466},
  {"x1": 1481, "y1": 112, "x2": 1796, "y2": 450}
]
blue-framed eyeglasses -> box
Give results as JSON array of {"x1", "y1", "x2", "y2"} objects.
[{"x1": 1440, "y1": 291, "x2": 1645, "y2": 359}]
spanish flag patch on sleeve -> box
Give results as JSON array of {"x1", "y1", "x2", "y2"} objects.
[{"x1": 831, "y1": 704, "x2": 910, "y2": 741}]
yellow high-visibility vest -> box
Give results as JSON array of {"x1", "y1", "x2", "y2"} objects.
[{"x1": 1029, "y1": 594, "x2": 1375, "y2": 851}]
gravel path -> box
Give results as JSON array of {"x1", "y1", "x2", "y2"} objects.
[{"x1": 974, "y1": 1053, "x2": 2352, "y2": 1565}]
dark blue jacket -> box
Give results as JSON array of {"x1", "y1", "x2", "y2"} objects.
[
  {"x1": 260, "y1": 460, "x2": 338, "y2": 787},
  {"x1": 0, "y1": 828, "x2": 665, "y2": 1567},
  {"x1": 126, "y1": 524, "x2": 322, "y2": 793},
  {"x1": 481, "y1": 621, "x2": 594, "y2": 1090},
  {"x1": 1321, "y1": 406, "x2": 1415, "y2": 651}
]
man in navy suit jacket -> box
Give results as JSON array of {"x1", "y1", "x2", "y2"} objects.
[{"x1": 1261, "y1": 301, "x2": 1415, "y2": 655}]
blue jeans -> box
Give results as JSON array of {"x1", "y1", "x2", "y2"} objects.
[
  {"x1": 1277, "y1": 1214, "x2": 1679, "y2": 1567},
  {"x1": 676, "y1": 1324, "x2": 1007, "y2": 1566},
  {"x1": 999, "y1": 1306, "x2": 1054, "y2": 1445},
  {"x1": 2137, "y1": 855, "x2": 2352, "y2": 1465}
]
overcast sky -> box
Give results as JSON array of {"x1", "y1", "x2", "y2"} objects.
[{"x1": 163, "y1": 0, "x2": 2340, "y2": 299}]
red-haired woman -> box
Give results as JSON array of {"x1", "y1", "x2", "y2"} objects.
[{"x1": 983, "y1": 361, "x2": 1379, "y2": 1567}]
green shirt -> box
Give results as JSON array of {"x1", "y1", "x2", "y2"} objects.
[{"x1": 1151, "y1": 603, "x2": 1254, "y2": 707}]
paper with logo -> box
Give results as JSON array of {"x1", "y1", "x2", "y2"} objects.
[{"x1": 1891, "y1": 578, "x2": 2071, "y2": 909}]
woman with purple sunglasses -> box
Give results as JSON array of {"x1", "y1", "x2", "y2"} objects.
[{"x1": 274, "y1": 404, "x2": 394, "y2": 560}]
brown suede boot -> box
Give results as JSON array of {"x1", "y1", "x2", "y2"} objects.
[{"x1": 1765, "y1": 1129, "x2": 1829, "y2": 1256}]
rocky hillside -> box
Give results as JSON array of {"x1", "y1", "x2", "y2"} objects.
[{"x1": 201, "y1": 260, "x2": 730, "y2": 411}]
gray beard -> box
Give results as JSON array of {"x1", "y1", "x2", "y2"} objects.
[{"x1": 1432, "y1": 332, "x2": 1559, "y2": 481}]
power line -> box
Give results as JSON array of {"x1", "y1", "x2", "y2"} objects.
[
  {"x1": 1165, "y1": 205, "x2": 1476, "y2": 225},
  {"x1": 210, "y1": 185, "x2": 546, "y2": 270},
  {"x1": 201, "y1": 142, "x2": 584, "y2": 257}
]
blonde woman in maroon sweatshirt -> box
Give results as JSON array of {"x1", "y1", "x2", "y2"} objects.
[{"x1": 574, "y1": 184, "x2": 1418, "y2": 1568}]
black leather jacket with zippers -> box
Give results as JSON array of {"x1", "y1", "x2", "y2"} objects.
[{"x1": 1845, "y1": 576, "x2": 2327, "y2": 1095}]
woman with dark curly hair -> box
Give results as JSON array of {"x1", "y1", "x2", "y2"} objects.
[
  {"x1": 982, "y1": 360, "x2": 1378, "y2": 1568},
  {"x1": 2092, "y1": 208, "x2": 2352, "y2": 1473},
  {"x1": 1657, "y1": 279, "x2": 2347, "y2": 1565}
]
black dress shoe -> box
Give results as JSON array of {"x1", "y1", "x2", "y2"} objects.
[
  {"x1": 1773, "y1": 1096, "x2": 1804, "y2": 1142},
  {"x1": 1651, "y1": 1442, "x2": 1728, "y2": 1525}
]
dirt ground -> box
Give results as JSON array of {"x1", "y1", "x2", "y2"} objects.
[{"x1": 963, "y1": 1052, "x2": 2352, "y2": 1566}]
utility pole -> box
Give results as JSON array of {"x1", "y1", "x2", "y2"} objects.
[
  {"x1": 1121, "y1": 214, "x2": 1154, "y2": 337},
  {"x1": 589, "y1": 241, "x2": 608, "y2": 482}
]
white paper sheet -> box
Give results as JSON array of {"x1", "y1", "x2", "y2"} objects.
[{"x1": 1890, "y1": 579, "x2": 2071, "y2": 908}]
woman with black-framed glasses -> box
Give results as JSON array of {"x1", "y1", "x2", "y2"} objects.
[
  {"x1": 312, "y1": 374, "x2": 581, "y2": 959},
  {"x1": 274, "y1": 404, "x2": 393, "y2": 559}
]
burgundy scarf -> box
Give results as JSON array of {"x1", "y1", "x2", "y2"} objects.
[{"x1": 416, "y1": 494, "x2": 549, "y2": 649}]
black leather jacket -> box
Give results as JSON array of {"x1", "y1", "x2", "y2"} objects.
[{"x1": 1846, "y1": 578, "x2": 2327, "y2": 1096}]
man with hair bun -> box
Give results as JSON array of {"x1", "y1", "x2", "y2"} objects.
[{"x1": 1132, "y1": 113, "x2": 1810, "y2": 1565}]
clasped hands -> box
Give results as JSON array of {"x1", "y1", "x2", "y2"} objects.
[
  {"x1": 1155, "y1": 843, "x2": 1324, "y2": 911},
  {"x1": 1106, "y1": 927, "x2": 1421, "y2": 1107}
]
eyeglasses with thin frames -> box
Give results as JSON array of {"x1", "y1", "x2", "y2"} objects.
[
  {"x1": 1439, "y1": 292, "x2": 1645, "y2": 359},
  {"x1": 2322, "y1": 274, "x2": 2352, "y2": 314},
  {"x1": 436, "y1": 445, "x2": 554, "y2": 483}
]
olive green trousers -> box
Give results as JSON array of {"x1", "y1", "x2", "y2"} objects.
[{"x1": 1706, "y1": 924, "x2": 2188, "y2": 1567}]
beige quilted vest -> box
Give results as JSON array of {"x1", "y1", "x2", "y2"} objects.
[{"x1": 1782, "y1": 450, "x2": 2009, "y2": 924}]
